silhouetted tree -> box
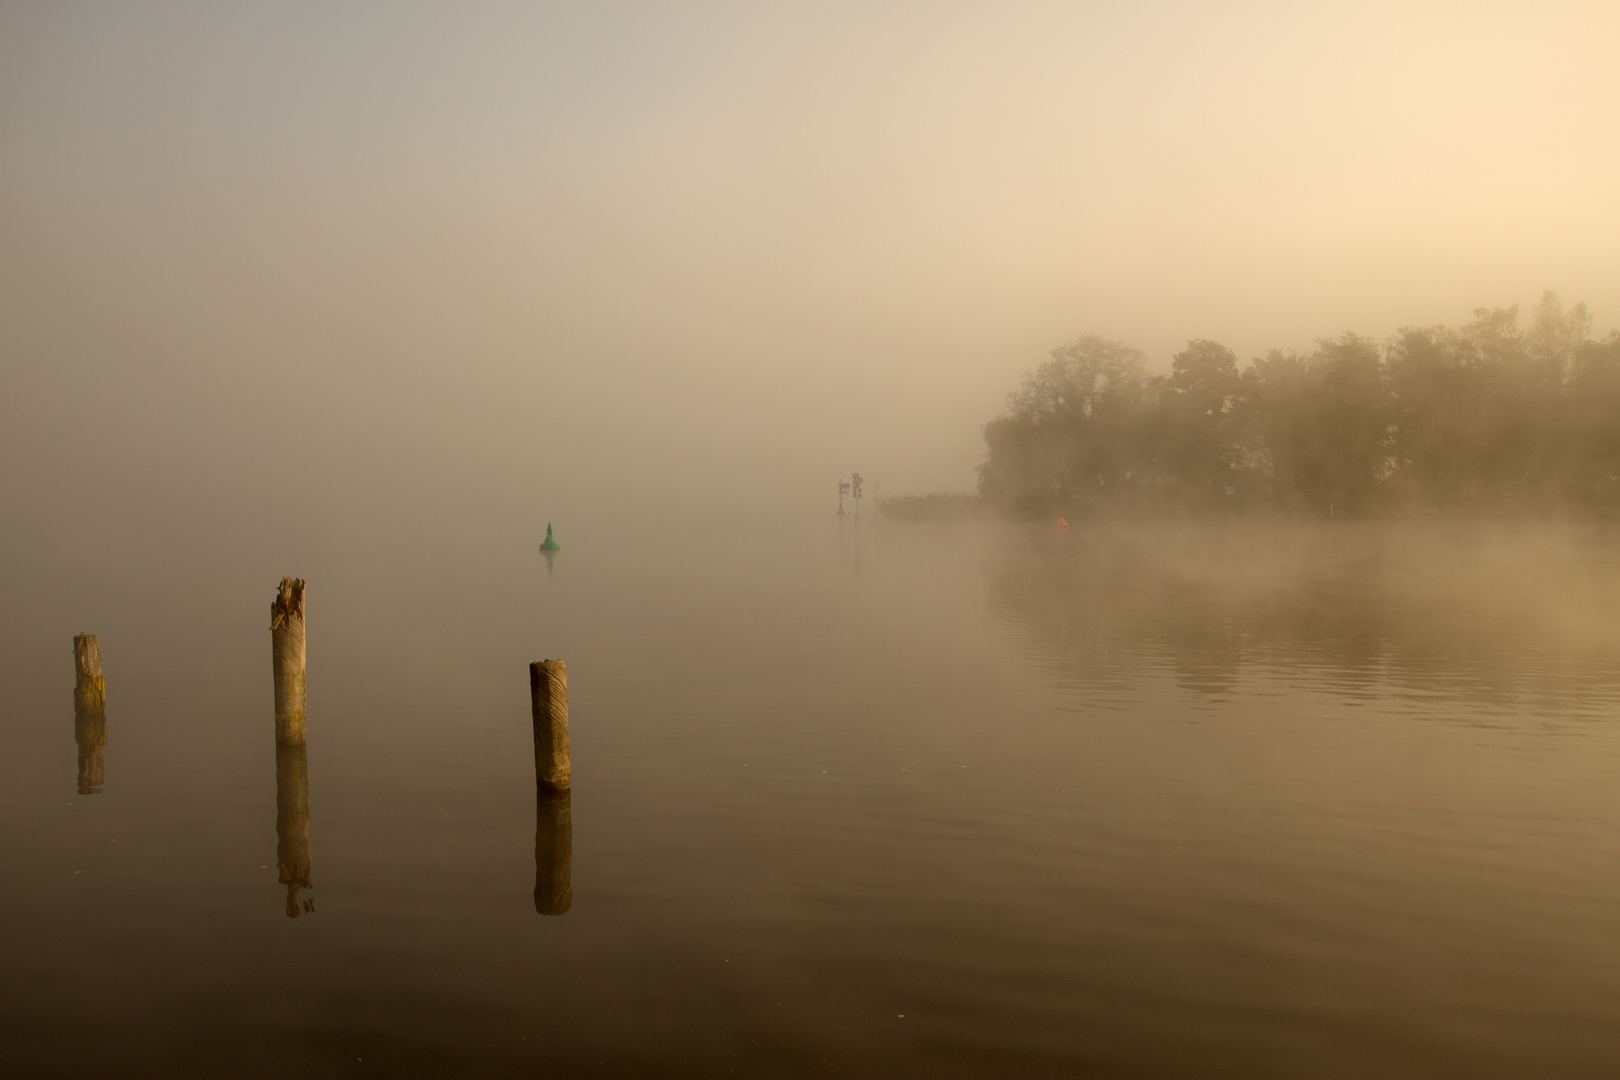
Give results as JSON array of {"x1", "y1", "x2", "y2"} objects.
[
  {"x1": 979, "y1": 335, "x2": 1155, "y2": 509},
  {"x1": 1567, "y1": 332, "x2": 1620, "y2": 506},
  {"x1": 1386, "y1": 326, "x2": 1484, "y2": 504},
  {"x1": 1296, "y1": 333, "x2": 1392, "y2": 509},
  {"x1": 1157, "y1": 339, "x2": 1243, "y2": 494}
]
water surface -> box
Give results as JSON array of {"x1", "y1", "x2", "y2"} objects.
[{"x1": 4, "y1": 515, "x2": 1620, "y2": 1078}]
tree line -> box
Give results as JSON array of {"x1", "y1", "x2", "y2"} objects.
[{"x1": 978, "y1": 293, "x2": 1620, "y2": 515}]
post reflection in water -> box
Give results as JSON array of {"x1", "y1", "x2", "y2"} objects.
[
  {"x1": 275, "y1": 743, "x2": 314, "y2": 918},
  {"x1": 74, "y1": 711, "x2": 106, "y2": 796},
  {"x1": 534, "y1": 788, "x2": 572, "y2": 916}
]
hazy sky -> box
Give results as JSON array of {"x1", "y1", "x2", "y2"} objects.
[{"x1": 4, "y1": 1, "x2": 1618, "y2": 519}]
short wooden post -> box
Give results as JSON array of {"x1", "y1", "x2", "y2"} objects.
[
  {"x1": 73, "y1": 634, "x2": 105, "y2": 714},
  {"x1": 534, "y1": 788, "x2": 573, "y2": 916},
  {"x1": 270, "y1": 578, "x2": 307, "y2": 745},
  {"x1": 72, "y1": 635, "x2": 106, "y2": 795},
  {"x1": 530, "y1": 659, "x2": 570, "y2": 790},
  {"x1": 275, "y1": 742, "x2": 314, "y2": 918}
]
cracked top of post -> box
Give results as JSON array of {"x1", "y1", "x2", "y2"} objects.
[{"x1": 271, "y1": 578, "x2": 306, "y2": 629}]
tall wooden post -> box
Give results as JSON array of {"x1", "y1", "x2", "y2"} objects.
[
  {"x1": 72, "y1": 634, "x2": 106, "y2": 795},
  {"x1": 530, "y1": 659, "x2": 570, "y2": 790},
  {"x1": 534, "y1": 789, "x2": 573, "y2": 915},
  {"x1": 275, "y1": 742, "x2": 314, "y2": 918},
  {"x1": 271, "y1": 578, "x2": 306, "y2": 744}
]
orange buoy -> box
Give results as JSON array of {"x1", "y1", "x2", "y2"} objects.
[{"x1": 1056, "y1": 512, "x2": 1069, "y2": 527}]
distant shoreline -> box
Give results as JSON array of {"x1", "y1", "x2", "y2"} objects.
[
  {"x1": 907, "y1": 292, "x2": 1620, "y2": 521},
  {"x1": 877, "y1": 491, "x2": 1620, "y2": 523}
]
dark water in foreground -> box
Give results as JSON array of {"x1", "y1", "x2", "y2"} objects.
[{"x1": 5, "y1": 515, "x2": 1620, "y2": 1078}]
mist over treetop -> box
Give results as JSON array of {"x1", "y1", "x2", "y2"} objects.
[{"x1": 979, "y1": 293, "x2": 1618, "y2": 516}]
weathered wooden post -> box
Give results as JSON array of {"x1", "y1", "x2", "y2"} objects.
[
  {"x1": 534, "y1": 788, "x2": 573, "y2": 916},
  {"x1": 72, "y1": 634, "x2": 106, "y2": 795},
  {"x1": 270, "y1": 578, "x2": 306, "y2": 744},
  {"x1": 73, "y1": 634, "x2": 105, "y2": 714},
  {"x1": 530, "y1": 659, "x2": 571, "y2": 913},
  {"x1": 530, "y1": 659, "x2": 570, "y2": 790},
  {"x1": 275, "y1": 742, "x2": 314, "y2": 918}
]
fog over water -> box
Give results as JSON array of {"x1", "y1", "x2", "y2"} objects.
[
  {"x1": 4, "y1": 2, "x2": 1620, "y2": 538},
  {"x1": 6, "y1": 5, "x2": 1620, "y2": 1078}
]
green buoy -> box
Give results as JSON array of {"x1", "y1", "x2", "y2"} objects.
[{"x1": 539, "y1": 523, "x2": 560, "y2": 551}]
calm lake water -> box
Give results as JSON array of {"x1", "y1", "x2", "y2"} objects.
[{"x1": 5, "y1": 513, "x2": 1620, "y2": 1078}]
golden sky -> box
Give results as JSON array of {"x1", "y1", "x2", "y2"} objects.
[{"x1": 4, "y1": 2, "x2": 1617, "y2": 501}]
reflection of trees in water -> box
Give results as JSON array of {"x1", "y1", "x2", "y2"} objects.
[{"x1": 988, "y1": 522, "x2": 1620, "y2": 717}]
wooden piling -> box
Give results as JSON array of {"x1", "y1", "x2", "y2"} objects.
[
  {"x1": 270, "y1": 578, "x2": 306, "y2": 745},
  {"x1": 530, "y1": 659, "x2": 570, "y2": 790},
  {"x1": 72, "y1": 635, "x2": 106, "y2": 795},
  {"x1": 73, "y1": 634, "x2": 105, "y2": 714},
  {"x1": 534, "y1": 788, "x2": 573, "y2": 916},
  {"x1": 275, "y1": 742, "x2": 313, "y2": 918}
]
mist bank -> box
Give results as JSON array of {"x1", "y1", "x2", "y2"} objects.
[{"x1": 963, "y1": 292, "x2": 1620, "y2": 519}]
